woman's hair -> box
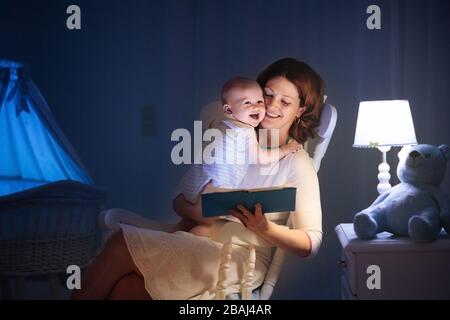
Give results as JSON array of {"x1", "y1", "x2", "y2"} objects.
[{"x1": 257, "y1": 58, "x2": 325, "y2": 145}]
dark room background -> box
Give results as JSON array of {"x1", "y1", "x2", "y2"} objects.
[{"x1": 1, "y1": 0, "x2": 449, "y2": 299}]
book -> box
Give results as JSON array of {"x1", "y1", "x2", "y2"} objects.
[{"x1": 201, "y1": 186, "x2": 297, "y2": 217}]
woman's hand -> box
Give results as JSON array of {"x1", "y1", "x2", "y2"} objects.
[{"x1": 229, "y1": 203, "x2": 270, "y2": 235}]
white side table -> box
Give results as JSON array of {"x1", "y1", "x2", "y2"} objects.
[{"x1": 335, "y1": 223, "x2": 450, "y2": 299}]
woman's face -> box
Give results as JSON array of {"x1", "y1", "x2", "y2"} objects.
[{"x1": 260, "y1": 76, "x2": 305, "y2": 132}]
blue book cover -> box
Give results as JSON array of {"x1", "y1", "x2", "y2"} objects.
[{"x1": 201, "y1": 187, "x2": 297, "y2": 217}]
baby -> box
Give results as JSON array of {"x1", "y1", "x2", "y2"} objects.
[{"x1": 173, "y1": 77, "x2": 300, "y2": 236}]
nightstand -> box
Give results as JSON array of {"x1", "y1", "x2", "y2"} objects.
[{"x1": 335, "y1": 223, "x2": 450, "y2": 299}]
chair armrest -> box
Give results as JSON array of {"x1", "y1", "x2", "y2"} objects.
[
  {"x1": 260, "y1": 247, "x2": 286, "y2": 299},
  {"x1": 260, "y1": 284, "x2": 274, "y2": 301},
  {"x1": 99, "y1": 208, "x2": 176, "y2": 232}
]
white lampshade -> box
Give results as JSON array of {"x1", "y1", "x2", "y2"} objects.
[{"x1": 353, "y1": 100, "x2": 417, "y2": 148}]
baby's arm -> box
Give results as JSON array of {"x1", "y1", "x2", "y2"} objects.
[
  {"x1": 250, "y1": 138, "x2": 301, "y2": 165},
  {"x1": 173, "y1": 193, "x2": 203, "y2": 223}
]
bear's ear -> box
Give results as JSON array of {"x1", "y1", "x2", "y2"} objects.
[
  {"x1": 439, "y1": 144, "x2": 449, "y2": 161},
  {"x1": 398, "y1": 145, "x2": 413, "y2": 160}
]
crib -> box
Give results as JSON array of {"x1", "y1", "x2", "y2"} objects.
[
  {"x1": 0, "y1": 59, "x2": 107, "y2": 299},
  {"x1": 0, "y1": 180, "x2": 106, "y2": 299}
]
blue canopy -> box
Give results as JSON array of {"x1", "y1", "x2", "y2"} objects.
[{"x1": 0, "y1": 60, "x2": 93, "y2": 196}]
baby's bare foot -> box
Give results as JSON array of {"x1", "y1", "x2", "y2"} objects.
[{"x1": 189, "y1": 224, "x2": 212, "y2": 237}]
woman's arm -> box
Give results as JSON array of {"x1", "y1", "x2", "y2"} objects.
[
  {"x1": 263, "y1": 223, "x2": 313, "y2": 257},
  {"x1": 230, "y1": 203, "x2": 312, "y2": 257}
]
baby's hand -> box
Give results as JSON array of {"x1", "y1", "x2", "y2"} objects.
[{"x1": 280, "y1": 140, "x2": 301, "y2": 158}]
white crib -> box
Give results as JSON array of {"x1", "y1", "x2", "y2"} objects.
[{"x1": 0, "y1": 180, "x2": 107, "y2": 299}]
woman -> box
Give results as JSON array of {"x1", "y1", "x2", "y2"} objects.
[{"x1": 72, "y1": 57, "x2": 325, "y2": 300}]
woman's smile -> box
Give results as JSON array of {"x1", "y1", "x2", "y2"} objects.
[{"x1": 265, "y1": 111, "x2": 281, "y2": 119}]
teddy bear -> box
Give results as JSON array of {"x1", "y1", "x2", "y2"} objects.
[{"x1": 354, "y1": 144, "x2": 450, "y2": 242}]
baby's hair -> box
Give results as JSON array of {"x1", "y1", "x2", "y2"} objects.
[{"x1": 221, "y1": 77, "x2": 260, "y2": 105}]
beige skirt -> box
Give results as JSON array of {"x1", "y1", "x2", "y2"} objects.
[{"x1": 120, "y1": 224, "x2": 271, "y2": 300}]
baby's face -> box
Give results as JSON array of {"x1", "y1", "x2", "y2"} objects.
[{"x1": 225, "y1": 86, "x2": 266, "y2": 127}]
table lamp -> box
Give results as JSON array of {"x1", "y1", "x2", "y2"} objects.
[{"x1": 353, "y1": 100, "x2": 417, "y2": 194}]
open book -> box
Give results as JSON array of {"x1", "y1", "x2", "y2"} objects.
[{"x1": 201, "y1": 186, "x2": 297, "y2": 217}]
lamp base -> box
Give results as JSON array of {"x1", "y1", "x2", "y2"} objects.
[{"x1": 377, "y1": 146, "x2": 391, "y2": 195}]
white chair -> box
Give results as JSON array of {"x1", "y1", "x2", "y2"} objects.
[{"x1": 99, "y1": 101, "x2": 337, "y2": 300}]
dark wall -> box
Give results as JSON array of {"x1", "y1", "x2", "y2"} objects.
[{"x1": 1, "y1": 0, "x2": 449, "y2": 299}]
